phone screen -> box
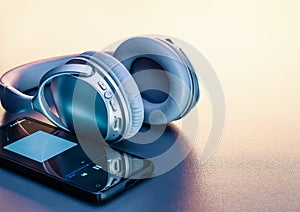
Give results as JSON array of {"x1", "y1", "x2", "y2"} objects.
[{"x1": 0, "y1": 117, "x2": 153, "y2": 197}]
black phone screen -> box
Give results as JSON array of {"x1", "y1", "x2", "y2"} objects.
[{"x1": 0, "y1": 117, "x2": 153, "y2": 201}]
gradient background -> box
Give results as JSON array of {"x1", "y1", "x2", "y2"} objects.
[{"x1": 0, "y1": 0, "x2": 299, "y2": 211}]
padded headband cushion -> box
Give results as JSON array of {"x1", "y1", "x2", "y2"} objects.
[
  {"x1": 0, "y1": 55, "x2": 76, "y2": 92},
  {"x1": 81, "y1": 51, "x2": 144, "y2": 139},
  {"x1": 0, "y1": 55, "x2": 77, "y2": 113},
  {"x1": 113, "y1": 37, "x2": 193, "y2": 124}
]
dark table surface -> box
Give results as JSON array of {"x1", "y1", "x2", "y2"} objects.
[{"x1": 0, "y1": 93, "x2": 299, "y2": 212}]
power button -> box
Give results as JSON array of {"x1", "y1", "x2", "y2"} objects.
[{"x1": 104, "y1": 91, "x2": 113, "y2": 99}]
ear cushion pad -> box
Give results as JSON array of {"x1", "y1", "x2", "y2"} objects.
[
  {"x1": 113, "y1": 37, "x2": 193, "y2": 124},
  {"x1": 81, "y1": 51, "x2": 144, "y2": 139}
]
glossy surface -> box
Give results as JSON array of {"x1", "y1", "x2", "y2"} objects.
[
  {"x1": 0, "y1": 0, "x2": 300, "y2": 211},
  {"x1": 0, "y1": 117, "x2": 152, "y2": 198}
]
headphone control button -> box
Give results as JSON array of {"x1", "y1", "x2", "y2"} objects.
[
  {"x1": 113, "y1": 117, "x2": 121, "y2": 131},
  {"x1": 110, "y1": 99, "x2": 117, "y2": 111},
  {"x1": 104, "y1": 91, "x2": 113, "y2": 99},
  {"x1": 98, "y1": 81, "x2": 107, "y2": 90}
]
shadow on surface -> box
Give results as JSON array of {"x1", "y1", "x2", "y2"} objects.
[{"x1": 0, "y1": 87, "x2": 203, "y2": 211}]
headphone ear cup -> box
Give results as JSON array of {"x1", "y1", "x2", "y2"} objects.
[
  {"x1": 80, "y1": 51, "x2": 144, "y2": 139},
  {"x1": 50, "y1": 52, "x2": 144, "y2": 140},
  {"x1": 113, "y1": 37, "x2": 198, "y2": 125},
  {"x1": 50, "y1": 75, "x2": 109, "y2": 139}
]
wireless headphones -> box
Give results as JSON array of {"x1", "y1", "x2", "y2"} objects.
[{"x1": 0, "y1": 36, "x2": 200, "y2": 142}]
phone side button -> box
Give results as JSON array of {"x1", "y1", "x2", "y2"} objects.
[{"x1": 124, "y1": 179, "x2": 138, "y2": 190}]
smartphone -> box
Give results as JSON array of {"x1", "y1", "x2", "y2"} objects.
[{"x1": 0, "y1": 117, "x2": 154, "y2": 204}]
